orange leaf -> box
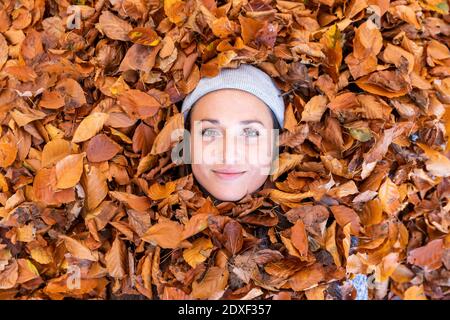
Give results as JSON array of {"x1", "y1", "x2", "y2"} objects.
[
  {"x1": 0, "y1": 260, "x2": 18, "y2": 289},
  {"x1": 164, "y1": 0, "x2": 187, "y2": 25},
  {"x1": 142, "y1": 218, "x2": 189, "y2": 249},
  {"x1": 325, "y1": 221, "x2": 341, "y2": 267},
  {"x1": 55, "y1": 153, "x2": 85, "y2": 189},
  {"x1": 96, "y1": 11, "x2": 132, "y2": 41},
  {"x1": 34, "y1": 167, "x2": 75, "y2": 205},
  {"x1": 289, "y1": 263, "x2": 325, "y2": 291},
  {"x1": 378, "y1": 176, "x2": 401, "y2": 215},
  {"x1": 300, "y1": 95, "x2": 328, "y2": 122},
  {"x1": 82, "y1": 164, "x2": 109, "y2": 210},
  {"x1": 191, "y1": 266, "x2": 228, "y2": 299},
  {"x1": 117, "y1": 89, "x2": 161, "y2": 120},
  {"x1": 404, "y1": 285, "x2": 427, "y2": 300},
  {"x1": 150, "y1": 113, "x2": 184, "y2": 155},
  {"x1": 147, "y1": 181, "x2": 177, "y2": 200},
  {"x1": 181, "y1": 213, "x2": 210, "y2": 240},
  {"x1": 355, "y1": 71, "x2": 410, "y2": 98},
  {"x1": 407, "y1": 238, "x2": 444, "y2": 271},
  {"x1": 417, "y1": 142, "x2": 450, "y2": 177},
  {"x1": 59, "y1": 235, "x2": 98, "y2": 261},
  {"x1": 128, "y1": 27, "x2": 160, "y2": 46},
  {"x1": 0, "y1": 142, "x2": 17, "y2": 168},
  {"x1": 109, "y1": 191, "x2": 151, "y2": 212},
  {"x1": 291, "y1": 220, "x2": 308, "y2": 256},
  {"x1": 41, "y1": 139, "x2": 71, "y2": 168},
  {"x1": 105, "y1": 236, "x2": 127, "y2": 279},
  {"x1": 330, "y1": 205, "x2": 360, "y2": 235}
]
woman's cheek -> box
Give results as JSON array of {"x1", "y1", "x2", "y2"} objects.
[
  {"x1": 201, "y1": 140, "x2": 224, "y2": 164},
  {"x1": 246, "y1": 139, "x2": 273, "y2": 167},
  {"x1": 191, "y1": 136, "x2": 220, "y2": 165}
]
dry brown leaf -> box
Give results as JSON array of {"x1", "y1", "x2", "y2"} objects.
[
  {"x1": 96, "y1": 11, "x2": 133, "y2": 41},
  {"x1": 223, "y1": 220, "x2": 243, "y2": 256},
  {"x1": 86, "y1": 134, "x2": 121, "y2": 163}
]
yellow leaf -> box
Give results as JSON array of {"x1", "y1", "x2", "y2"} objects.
[
  {"x1": 72, "y1": 112, "x2": 109, "y2": 143},
  {"x1": 378, "y1": 177, "x2": 401, "y2": 215},
  {"x1": 30, "y1": 246, "x2": 53, "y2": 265},
  {"x1": 17, "y1": 224, "x2": 35, "y2": 242},
  {"x1": 404, "y1": 285, "x2": 427, "y2": 300},
  {"x1": 183, "y1": 237, "x2": 213, "y2": 268},
  {"x1": 148, "y1": 181, "x2": 176, "y2": 200},
  {"x1": 164, "y1": 0, "x2": 187, "y2": 25}
]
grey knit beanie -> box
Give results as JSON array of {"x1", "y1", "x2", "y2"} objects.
[{"x1": 181, "y1": 64, "x2": 285, "y2": 128}]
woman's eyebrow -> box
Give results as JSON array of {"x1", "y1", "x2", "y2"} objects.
[
  {"x1": 239, "y1": 120, "x2": 264, "y2": 126},
  {"x1": 200, "y1": 119, "x2": 220, "y2": 124},
  {"x1": 200, "y1": 119, "x2": 264, "y2": 126}
]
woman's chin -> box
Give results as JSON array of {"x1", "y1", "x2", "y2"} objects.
[{"x1": 210, "y1": 191, "x2": 247, "y2": 202}]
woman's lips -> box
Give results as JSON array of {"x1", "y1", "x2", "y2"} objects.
[{"x1": 212, "y1": 170, "x2": 246, "y2": 180}]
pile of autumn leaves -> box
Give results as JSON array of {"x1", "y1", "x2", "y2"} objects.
[{"x1": 0, "y1": 0, "x2": 450, "y2": 300}]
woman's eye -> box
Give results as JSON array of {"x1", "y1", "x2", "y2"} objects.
[
  {"x1": 202, "y1": 128, "x2": 221, "y2": 137},
  {"x1": 242, "y1": 128, "x2": 260, "y2": 137}
]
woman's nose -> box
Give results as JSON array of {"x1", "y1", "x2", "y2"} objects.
[{"x1": 223, "y1": 133, "x2": 244, "y2": 165}]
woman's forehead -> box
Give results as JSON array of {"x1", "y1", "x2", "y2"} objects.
[{"x1": 190, "y1": 89, "x2": 273, "y2": 124}]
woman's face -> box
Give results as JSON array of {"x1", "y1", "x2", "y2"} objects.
[{"x1": 189, "y1": 89, "x2": 276, "y2": 202}]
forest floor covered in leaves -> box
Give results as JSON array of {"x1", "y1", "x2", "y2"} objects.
[{"x1": 0, "y1": 0, "x2": 450, "y2": 300}]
